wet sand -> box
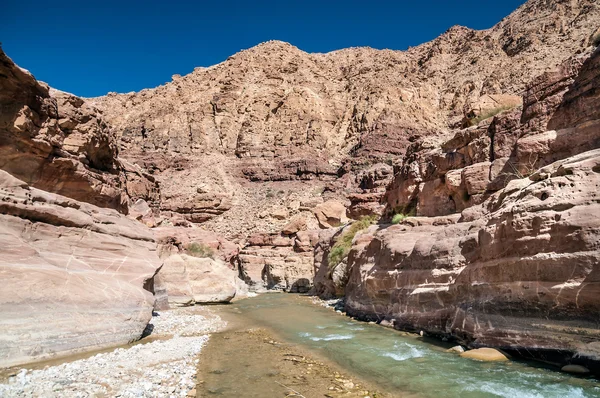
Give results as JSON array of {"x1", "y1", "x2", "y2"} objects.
[{"x1": 196, "y1": 304, "x2": 387, "y2": 398}]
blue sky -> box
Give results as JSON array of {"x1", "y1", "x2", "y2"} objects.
[{"x1": 2, "y1": 0, "x2": 526, "y2": 97}]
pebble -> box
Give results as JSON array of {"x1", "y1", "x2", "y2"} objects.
[{"x1": 0, "y1": 308, "x2": 226, "y2": 398}]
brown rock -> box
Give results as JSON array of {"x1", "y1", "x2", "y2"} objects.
[
  {"x1": 329, "y1": 149, "x2": 600, "y2": 369},
  {"x1": 159, "y1": 254, "x2": 246, "y2": 305},
  {"x1": 460, "y1": 348, "x2": 508, "y2": 362},
  {"x1": 462, "y1": 161, "x2": 491, "y2": 195},
  {"x1": 313, "y1": 200, "x2": 348, "y2": 229},
  {"x1": 154, "y1": 226, "x2": 239, "y2": 267},
  {"x1": 0, "y1": 50, "x2": 159, "y2": 212},
  {"x1": 282, "y1": 216, "x2": 307, "y2": 235},
  {"x1": 561, "y1": 365, "x2": 590, "y2": 374}
]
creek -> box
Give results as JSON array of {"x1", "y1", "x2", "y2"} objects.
[{"x1": 200, "y1": 293, "x2": 600, "y2": 398}]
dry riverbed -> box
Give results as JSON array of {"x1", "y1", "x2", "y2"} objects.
[{"x1": 0, "y1": 307, "x2": 225, "y2": 397}]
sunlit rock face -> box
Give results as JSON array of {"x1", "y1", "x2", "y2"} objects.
[
  {"x1": 89, "y1": 0, "x2": 600, "y2": 235},
  {"x1": 317, "y1": 47, "x2": 600, "y2": 373},
  {"x1": 0, "y1": 49, "x2": 163, "y2": 368},
  {"x1": 0, "y1": 49, "x2": 159, "y2": 213},
  {"x1": 0, "y1": 170, "x2": 162, "y2": 368},
  {"x1": 342, "y1": 149, "x2": 600, "y2": 372}
]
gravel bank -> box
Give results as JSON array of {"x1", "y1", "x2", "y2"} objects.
[{"x1": 0, "y1": 307, "x2": 226, "y2": 397}]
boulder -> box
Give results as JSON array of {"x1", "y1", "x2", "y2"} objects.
[
  {"x1": 313, "y1": 200, "x2": 348, "y2": 229},
  {"x1": 282, "y1": 216, "x2": 308, "y2": 235},
  {"x1": 561, "y1": 365, "x2": 590, "y2": 374},
  {"x1": 447, "y1": 346, "x2": 465, "y2": 354},
  {"x1": 270, "y1": 206, "x2": 288, "y2": 220},
  {"x1": 460, "y1": 348, "x2": 509, "y2": 362},
  {"x1": 158, "y1": 254, "x2": 246, "y2": 305}
]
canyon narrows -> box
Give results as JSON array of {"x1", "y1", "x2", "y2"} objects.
[{"x1": 1, "y1": 0, "x2": 600, "y2": 396}]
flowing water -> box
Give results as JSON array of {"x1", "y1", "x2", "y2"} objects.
[{"x1": 214, "y1": 293, "x2": 600, "y2": 398}]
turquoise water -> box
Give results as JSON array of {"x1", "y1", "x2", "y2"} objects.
[{"x1": 231, "y1": 294, "x2": 600, "y2": 398}]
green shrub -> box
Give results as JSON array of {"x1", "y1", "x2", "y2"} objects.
[
  {"x1": 466, "y1": 105, "x2": 515, "y2": 126},
  {"x1": 186, "y1": 242, "x2": 215, "y2": 259},
  {"x1": 327, "y1": 215, "x2": 377, "y2": 272},
  {"x1": 391, "y1": 213, "x2": 409, "y2": 224}
]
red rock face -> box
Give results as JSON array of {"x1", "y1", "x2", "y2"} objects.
[
  {"x1": 340, "y1": 150, "x2": 600, "y2": 372},
  {"x1": 2, "y1": 0, "x2": 600, "y2": 373},
  {"x1": 384, "y1": 48, "x2": 600, "y2": 219},
  {"x1": 0, "y1": 50, "x2": 159, "y2": 213},
  {"x1": 0, "y1": 50, "x2": 163, "y2": 368},
  {"x1": 87, "y1": 0, "x2": 599, "y2": 231},
  {"x1": 239, "y1": 230, "x2": 318, "y2": 293},
  {"x1": 314, "y1": 46, "x2": 600, "y2": 372},
  {"x1": 548, "y1": 47, "x2": 600, "y2": 131}
]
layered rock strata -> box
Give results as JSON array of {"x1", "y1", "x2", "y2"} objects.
[
  {"x1": 384, "y1": 48, "x2": 600, "y2": 218},
  {"x1": 91, "y1": 0, "x2": 600, "y2": 231},
  {"x1": 0, "y1": 171, "x2": 162, "y2": 368},
  {"x1": 316, "y1": 150, "x2": 600, "y2": 373},
  {"x1": 239, "y1": 230, "x2": 318, "y2": 292},
  {"x1": 0, "y1": 49, "x2": 159, "y2": 214}
]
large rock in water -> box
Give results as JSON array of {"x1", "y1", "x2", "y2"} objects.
[
  {"x1": 0, "y1": 170, "x2": 162, "y2": 368},
  {"x1": 333, "y1": 150, "x2": 600, "y2": 372}
]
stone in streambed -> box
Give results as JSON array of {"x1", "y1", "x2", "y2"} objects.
[
  {"x1": 447, "y1": 346, "x2": 465, "y2": 354},
  {"x1": 561, "y1": 364, "x2": 590, "y2": 374},
  {"x1": 460, "y1": 348, "x2": 508, "y2": 362}
]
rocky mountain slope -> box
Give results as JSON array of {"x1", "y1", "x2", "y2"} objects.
[
  {"x1": 313, "y1": 44, "x2": 600, "y2": 373},
  {"x1": 91, "y1": 0, "x2": 600, "y2": 238}
]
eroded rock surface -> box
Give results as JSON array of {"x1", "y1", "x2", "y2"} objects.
[
  {"x1": 89, "y1": 0, "x2": 600, "y2": 234},
  {"x1": 239, "y1": 230, "x2": 318, "y2": 292},
  {"x1": 0, "y1": 49, "x2": 159, "y2": 213},
  {"x1": 158, "y1": 254, "x2": 247, "y2": 305},
  {"x1": 0, "y1": 171, "x2": 162, "y2": 368},
  {"x1": 324, "y1": 150, "x2": 600, "y2": 372}
]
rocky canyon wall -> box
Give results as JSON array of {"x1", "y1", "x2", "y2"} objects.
[
  {"x1": 341, "y1": 149, "x2": 600, "y2": 372},
  {"x1": 314, "y1": 47, "x2": 600, "y2": 373},
  {"x1": 0, "y1": 50, "x2": 164, "y2": 368},
  {"x1": 90, "y1": 0, "x2": 600, "y2": 240},
  {"x1": 0, "y1": 170, "x2": 163, "y2": 368},
  {"x1": 1, "y1": 0, "x2": 599, "y2": 372}
]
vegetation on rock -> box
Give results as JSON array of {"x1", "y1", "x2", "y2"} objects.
[
  {"x1": 391, "y1": 213, "x2": 410, "y2": 224},
  {"x1": 186, "y1": 242, "x2": 215, "y2": 259},
  {"x1": 466, "y1": 105, "x2": 517, "y2": 126},
  {"x1": 328, "y1": 216, "x2": 377, "y2": 271}
]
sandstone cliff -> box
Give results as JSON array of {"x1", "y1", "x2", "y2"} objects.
[
  {"x1": 330, "y1": 149, "x2": 600, "y2": 373},
  {"x1": 1, "y1": 0, "x2": 600, "y2": 374},
  {"x1": 0, "y1": 170, "x2": 162, "y2": 367},
  {"x1": 0, "y1": 50, "x2": 159, "y2": 213},
  {"x1": 0, "y1": 50, "x2": 165, "y2": 368},
  {"x1": 313, "y1": 47, "x2": 600, "y2": 373}
]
